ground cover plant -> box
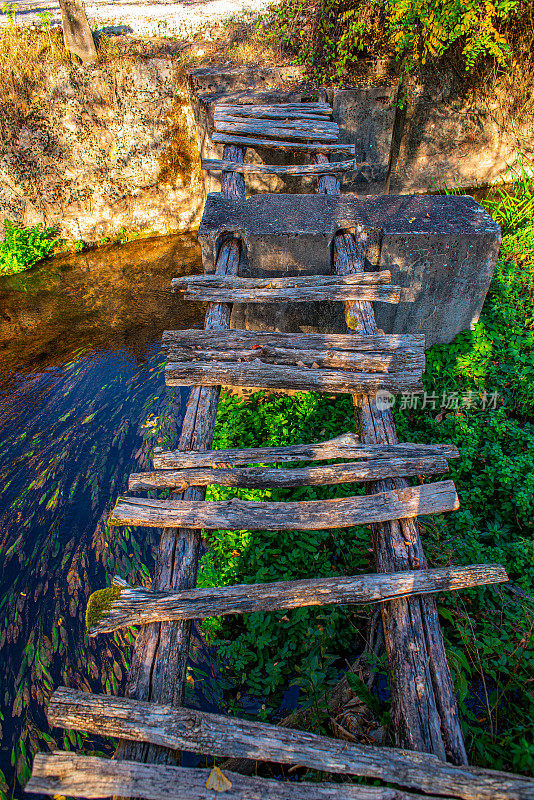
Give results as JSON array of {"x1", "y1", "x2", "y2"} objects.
[
  {"x1": 0, "y1": 221, "x2": 58, "y2": 276},
  {"x1": 198, "y1": 173, "x2": 534, "y2": 774}
]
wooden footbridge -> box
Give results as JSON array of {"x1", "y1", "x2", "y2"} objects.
[{"x1": 26, "y1": 92, "x2": 534, "y2": 800}]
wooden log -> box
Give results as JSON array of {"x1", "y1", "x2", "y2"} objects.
[
  {"x1": 172, "y1": 271, "x2": 392, "y2": 288},
  {"x1": 215, "y1": 111, "x2": 334, "y2": 122},
  {"x1": 165, "y1": 345, "x2": 424, "y2": 374},
  {"x1": 178, "y1": 286, "x2": 400, "y2": 304},
  {"x1": 213, "y1": 122, "x2": 339, "y2": 143},
  {"x1": 214, "y1": 118, "x2": 339, "y2": 136},
  {"x1": 215, "y1": 103, "x2": 333, "y2": 117},
  {"x1": 202, "y1": 158, "x2": 356, "y2": 174},
  {"x1": 87, "y1": 564, "x2": 507, "y2": 634},
  {"x1": 162, "y1": 329, "x2": 426, "y2": 353},
  {"x1": 212, "y1": 134, "x2": 356, "y2": 153},
  {"x1": 108, "y1": 481, "x2": 459, "y2": 530},
  {"x1": 214, "y1": 114, "x2": 339, "y2": 129},
  {"x1": 153, "y1": 435, "x2": 459, "y2": 470},
  {"x1": 46, "y1": 689, "x2": 534, "y2": 800},
  {"x1": 27, "y1": 751, "x2": 456, "y2": 800},
  {"x1": 164, "y1": 361, "x2": 422, "y2": 393},
  {"x1": 115, "y1": 144, "x2": 246, "y2": 769},
  {"x1": 129, "y1": 454, "x2": 449, "y2": 491},
  {"x1": 315, "y1": 141, "x2": 468, "y2": 764},
  {"x1": 213, "y1": 103, "x2": 332, "y2": 119}
]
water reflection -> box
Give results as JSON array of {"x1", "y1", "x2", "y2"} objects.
[{"x1": 0, "y1": 235, "x2": 205, "y2": 792}]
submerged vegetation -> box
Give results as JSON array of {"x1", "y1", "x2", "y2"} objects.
[{"x1": 198, "y1": 172, "x2": 534, "y2": 772}]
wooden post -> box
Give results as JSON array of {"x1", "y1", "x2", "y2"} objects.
[
  {"x1": 115, "y1": 145, "x2": 246, "y2": 767},
  {"x1": 314, "y1": 153, "x2": 468, "y2": 764},
  {"x1": 58, "y1": 0, "x2": 97, "y2": 64}
]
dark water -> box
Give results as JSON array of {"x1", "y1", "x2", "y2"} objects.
[{"x1": 0, "y1": 235, "x2": 213, "y2": 792}]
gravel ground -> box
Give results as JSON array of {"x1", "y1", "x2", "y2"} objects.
[{"x1": 0, "y1": 0, "x2": 272, "y2": 36}]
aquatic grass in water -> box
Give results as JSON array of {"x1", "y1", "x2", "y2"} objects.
[{"x1": 0, "y1": 234, "x2": 204, "y2": 798}]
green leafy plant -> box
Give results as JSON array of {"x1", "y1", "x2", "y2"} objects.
[
  {"x1": 200, "y1": 167, "x2": 534, "y2": 773},
  {"x1": 259, "y1": 0, "x2": 530, "y2": 79},
  {"x1": 0, "y1": 221, "x2": 57, "y2": 275}
]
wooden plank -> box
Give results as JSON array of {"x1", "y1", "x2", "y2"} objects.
[
  {"x1": 172, "y1": 271, "x2": 392, "y2": 288},
  {"x1": 316, "y1": 146, "x2": 468, "y2": 764},
  {"x1": 26, "y1": 751, "x2": 453, "y2": 800},
  {"x1": 215, "y1": 103, "x2": 334, "y2": 117},
  {"x1": 108, "y1": 481, "x2": 459, "y2": 530},
  {"x1": 212, "y1": 134, "x2": 356, "y2": 153},
  {"x1": 87, "y1": 564, "x2": 508, "y2": 634},
  {"x1": 215, "y1": 109, "x2": 331, "y2": 122},
  {"x1": 164, "y1": 361, "x2": 422, "y2": 393},
  {"x1": 153, "y1": 434, "x2": 459, "y2": 470},
  {"x1": 215, "y1": 103, "x2": 333, "y2": 116},
  {"x1": 165, "y1": 346, "x2": 423, "y2": 374},
  {"x1": 214, "y1": 114, "x2": 339, "y2": 129},
  {"x1": 128, "y1": 455, "x2": 449, "y2": 491},
  {"x1": 214, "y1": 117, "x2": 339, "y2": 133},
  {"x1": 202, "y1": 158, "x2": 356, "y2": 174},
  {"x1": 162, "y1": 329, "x2": 426, "y2": 353},
  {"x1": 175, "y1": 283, "x2": 401, "y2": 304},
  {"x1": 46, "y1": 688, "x2": 534, "y2": 800},
  {"x1": 214, "y1": 122, "x2": 339, "y2": 142}
]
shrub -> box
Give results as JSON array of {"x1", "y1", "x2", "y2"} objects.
[
  {"x1": 260, "y1": 0, "x2": 532, "y2": 79},
  {"x1": 0, "y1": 220, "x2": 57, "y2": 275}
]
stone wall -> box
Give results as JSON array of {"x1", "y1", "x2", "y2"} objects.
[{"x1": 0, "y1": 57, "x2": 204, "y2": 245}]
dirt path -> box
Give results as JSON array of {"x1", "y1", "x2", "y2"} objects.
[{"x1": 0, "y1": 0, "x2": 271, "y2": 36}]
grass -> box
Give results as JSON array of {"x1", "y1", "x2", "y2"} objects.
[{"x1": 198, "y1": 170, "x2": 534, "y2": 773}]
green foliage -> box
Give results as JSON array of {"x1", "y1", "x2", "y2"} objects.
[
  {"x1": 0, "y1": 220, "x2": 57, "y2": 275},
  {"x1": 201, "y1": 171, "x2": 534, "y2": 772},
  {"x1": 260, "y1": 0, "x2": 529, "y2": 78}
]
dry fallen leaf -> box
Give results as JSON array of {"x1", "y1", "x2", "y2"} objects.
[{"x1": 206, "y1": 767, "x2": 232, "y2": 792}]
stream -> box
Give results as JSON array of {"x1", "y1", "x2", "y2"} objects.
[{"x1": 0, "y1": 234, "x2": 224, "y2": 791}]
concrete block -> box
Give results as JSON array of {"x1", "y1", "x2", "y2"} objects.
[
  {"x1": 332, "y1": 85, "x2": 398, "y2": 191},
  {"x1": 199, "y1": 193, "x2": 500, "y2": 346}
]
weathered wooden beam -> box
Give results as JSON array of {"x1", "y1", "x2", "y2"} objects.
[
  {"x1": 213, "y1": 102, "x2": 332, "y2": 119},
  {"x1": 214, "y1": 123, "x2": 339, "y2": 143},
  {"x1": 215, "y1": 103, "x2": 333, "y2": 117},
  {"x1": 215, "y1": 111, "x2": 333, "y2": 123},
  {"x1": 214, "y1": 114, "x2": 339, "y2": 129},
  {"x1": 214, "y1": 118, "x2": 339, "y2": 137},
  {"x1": 153, "y1": 434, "x2": 459, "y2": 470},
  {"x1": 171, "y1": 274, "x2": 401, "y2": 304},
  {"x1": 202, "y1": 159, "x2": 356, "y2": 174},
  {"x1": 108, "y1": 481, "x2": 459, "y2": 530},
  {"x1": 162, "y1": 329, "x2": 426, "y2": 352},
  {"x1": 87, "y1": 564, "x2": 507, "y2": 634},
  {"x1": 212, "y1": 134, "x2": 356, "y2": 153},
  {"x1": 315, "y1": 147, "x2": 468, "y2": 764},
  {"x1": 128, "y1": 454, "x2": 449, "y2": 491},
  {"x1": 172, "y1": 271, "x2": 392, "y2": 287},
  {"x1": 27, "y1": 751, "x2": 454, "y2": 800},
  {"x1": 164, "y1": 361, "x2": 422, "y2": 393},
  {"x1": 47, "y1": 689, "x2": 534, "y2": 800},
  {"x1": 114, "y1": 144, "x2": 247, "y2": 768},
  {"x1": 165, "y1": 345, "x2": 424, "y2": 374}
]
